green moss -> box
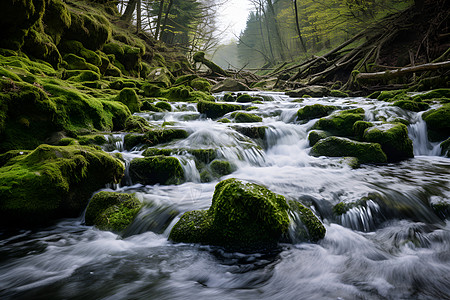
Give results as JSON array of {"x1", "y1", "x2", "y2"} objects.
[
  {"x1": 297, "y1": 104, "x2": 336, "y2": 121},
  {"x1": 313, "y1": 108, "x2": 365, "y2": 137},
  {"x1": 422, "y1": 104, "x2": 450, "y2": 142},
  {"x1": 376, "y1": 90, "x2": 407, "y2": 102},
  {"x1": 115, "y1": 88, "x2": 140, "y2": 113},
  {"x1": 217, "y1": 118, "x2": 231, "y2": 123},
  {"x1": 190, "y1": 78, "x2": 211, "y2": 92},
  {"x1": 59, "y1": 40, "x2": 102, "y2": 66},
  {"x1": 63, "y1": 53, "x2": 100, "y2": 73},
  {"x1": 193, "y1": 51, "x2": 227, "y2": 76},
  {"x1": 307, "y1": 130, "x2": 330, "y2": 147},
  {"x1": 288, "y1": 200, "x2": 326, "y2": 242},
  {"x1": 42, "y1": 0, "x2": 71, "y2": 44},
  {"x1": 65, "y1": 70, "x2": 100, "y2": 82},
  {"x1": 124, "y1": 129, "x2": 189, "y2": 150},
  {"x1": 197, "y1": 100, "x2": 241, "y2": 119},
  {"x1": 223, "y1": 93, "x2": 236, "y2": 102},
  {"x1": 129, "y1": 156, "x2": 184, "y2": 185},
  {"x1": 22, "y1": 25, "x2": 62, "y2": 68},
  {"x1": 0, "y1": 54, "x2": 57, "y2": 76},
  {"x1": 363, "y1": 123, "x2": 413, "y2": 162},
  {"x1": 210, "y1": 160, "x2": 232, "y2": 176},
  {"x1": 329, "y1": 90, "x2": 349, "y2": 97},
  {"x1": 0, "y1": 145, "x2": 124, "y2": 227},
  {"x1": 146, "y1": 67, "x2": 173, "y2": 88},
  {"x1": 231, "y1": 112, "x2": 262, "y2": 123},
  {"x1": 85, "y1": 191, "x2": 141, "y2": 232},
  {"x1": 234, "y1": 126, "x2": 267, "y2": 140},
  {"x1": 236, "y1": 94, "x2": 255, "y2": 103},
  {"x1": 78, "y1": 134, "x2": 107, "y2": 146},
  {"x1": 124, "y1": 115, "x2": 151, "y2": 133},
  {"x1": 170, "y1": 178, "x2": 291, "y2": 251},
  {"x1": 353, "y1": 121, "x2": 373, "y2": 139},
  {"x1": 0, "y1": 0, "x2": 46, "y2": 50},
  {"x1": 393, "y1": 100, "x2": 429, "y2": 112},
  {"x1": 412, "y1": 89, "x2": 450, "y2": 101},
  {"x1": 311, "y1": 136, "x2": 387, "y2": 164},
  {"x1": 64, "y1": 11, "x2": 111, "y2": 50},
  {"x1": 155, "y1": 101, "x2": 172, "y2": 111}
]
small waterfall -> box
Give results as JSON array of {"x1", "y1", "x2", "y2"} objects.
[
  {"x1": 175, "y1": 155, "x2": 201, "y2": 183},
  {"x1": 408, "y1": 112, "x2": 441, "y2": 156},
  {"x1": 104, "y1": 133, "x2": 126, "y2": 152},
  {"x1": 340, "y1": 200, "x2": 380, "y2": 232}
]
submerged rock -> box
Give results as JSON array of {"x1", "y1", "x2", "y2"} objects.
[
  {"x1": 129, "y1": 156, "x2": 184, "y2": 185},
  {"x1": 169, "y1": 178, "x2": 326, "y2": 252},
  {"x1": 311, "y1": 136, "x2": 387, "y2": 164},
  {"x1": 0, "y1": 145, "x2": 124, "y2": 227},
  {"x1": 85, "y1": 191, "x2": 142, "y2": 232},
  {"x1": 363, "y1": 123, "x2": 413, "y2": 162},
  {"x1": 288, "y1": 200, "x2": 326, "y2": 242}
]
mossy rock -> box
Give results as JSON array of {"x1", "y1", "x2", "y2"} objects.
[
  {"x1": 170, "y1": 178, "x2": 291, "y2": 252},
  {"x1": 288, "y1": 200, "x2": 326, "y2": 242},
  {"x1": 124, "y1": 129, "x2": 188, "y2": 150},
  {"x1": 375, "y1": 90, "x2": 407, "y2": 102},
  {"x1": 231, "y1": 112, "x2": 262, "y2": 123},
  {"x1": 286, "y1": 86, "x2": 330, "y2": 98},
  {"x1": 362, "y1": 123, "x2": 413, "y2": 162},
  {"x1": 393, "y1": 100, "x2": 429, "y2": 112},
  {"x1": 297, "y1": 104, "x2": 336, "y2": 121},
  {"x1": 142, "y1": 148, "x2": 217, "y2": 165},
  {"x1": 22, "y1": 25, "x2": 62, "y2": 68},
  {"x1": 42, "y1": 0, "x2": 71, "y2": 44},
  {"x1": 0, "y1": 0, "x2": 46, "y2": 50},
  {"x1": 59, "y1": 40, "x2": 102, "y2": 66},
  {"x1": 190, "y1": 78, "x2": 211, "y2": 92},
  {"x1": 63, "y1": 53, "x2": 100, "y2": 73},
  {"x1": 234, "y1": 125, "x2": 267, "y2": 140},
  {"x1": 440, "y1": 138, "x2": 450, "y2": 157},
  {"x1": 85, "y1": 191, "x2": 142, "y2": 232},
  {"x1": 223, "y1": 92, "x2": 236, "y2": 102},
  {"x1": 313, "y1": 108, "x2": 365, "y2": 137},
  {"x1": 330, "y1": 90, "x2": 349, "y2": 97},
  {"x1": 155, "y1": 101, "x2": 172, "y2": 111},
  {"x1": 197, "y1": 100, "x2": 241, "y2": 119},
  {"x1": 311, "y1": 136, "x2": 387, "y2": 164},
  {"x1": 129, "y1": 156, "x2": 184, "y2": 185},
  {"x1": 65, "y1": 70, "x2": 100, "y2": 82},
  {"x1": 236, "y1": 94, "x2": 256, "y2": 103},
  {"x1": 0, "y1": 144, "x2": 124, "y2": 227},
  {"x1": 352, "y1": 121, "x2": 373, "y2": 140},
  {"x1": 210, "y1": 160, "x2": 232, "y2": 176},
  {"x1": 64, "y1": 11, "x2": 111, "y2": 50},
  {"x1": 115, "y1": 88, "x2": 140, "y2": 113},
  {"x1": 307, "y1": 130, "x2": 330, "y2": 147},
  {"x1": 422, "y1": 104, "x2": 450, "y2": 142},
  {"x1": 124, "y1": 115, "x2": 151, "y2": 133},
  {"x1": 147, "y1": 67, "x2": 173, "y2": 88},
  {"x1": 412, "y1": 89, "x2": 450, "y2": 101},
  {"x1": 78, "y1": 134, "x2": 107, "y2": 146}
]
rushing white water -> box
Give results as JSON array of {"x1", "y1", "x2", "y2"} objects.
[{"x1": 1, "y1": 91, "x2": 449, "y2": 300}]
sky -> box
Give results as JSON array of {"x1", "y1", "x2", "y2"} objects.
[{"x1": 217, "y1": 0, "x2": 253, "y2": 43}]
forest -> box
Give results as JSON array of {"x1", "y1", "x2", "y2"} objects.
[{"x1": 0, "y1": 0, "x2": 449, "y2": 299}]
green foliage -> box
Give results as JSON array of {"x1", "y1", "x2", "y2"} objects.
[{"x1": 0, "y1": 145, "x2": 124, "y2": 226}]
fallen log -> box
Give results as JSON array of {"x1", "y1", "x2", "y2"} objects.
[{"x1": 355, "y1": 60, "x2": 450, "y2": 81}]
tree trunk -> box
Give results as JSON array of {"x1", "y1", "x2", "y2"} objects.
[
  {"x1": 266, "y1": 0, "x2": 286, "y2": 60},
  {"x1": 160, "y1": 0, "x2": 173, "y2": 42},
  {"x1": 155, "y1": 0, "x2": 165, "y2": 40},
  {"x1": 121, "y1": 0, "x2": 138, "y2": 23},
  {"x1": 293, "y1": 0, "x2": 307, "y2": 52},
  {"x1": 136, "y1": 0, "x2": 141, "y2": 33}
]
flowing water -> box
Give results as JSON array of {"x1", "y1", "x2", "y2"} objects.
[{"x1": 1, "y1": 92, "x2": 449, "y2": 300}]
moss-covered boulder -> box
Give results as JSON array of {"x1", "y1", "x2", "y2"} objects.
[
  {"x1": 232, "y1": 112, "x2": 262, "y2": 123},
  {"x1": 190, "y1": 78, "x2": 211, "y2": 92},
  {"x1": 440, "y1": 138, "x2": 450, "y2": 157},
  {"x1": 155, "y1": 101, "x2": 172, "y2": 111},
  {"x1": 210, "y1": 160, "x2": 232, "y2": 176},
  {"x1": 124, "y1": 115, "x2": 151, "y2": 133},
  {"x1": 0, "y1": 145, "x2": 124, "y2": 227},
  {"x1": 115, "y1": 88, "x2": 140, "y2": 113},
  {"x1": 170, "y1": 178, "x2": 291, "y2": 251},
  {"x1": 307, "y1": 130, "x2": 330, "y2": 147},
  {"x1": 123, "y1": 129, "x2": 188, "y2": 150},
  {"x1": 393, "y1": 100, "x2": 429, "y2": 112},
  {"x1": 236, "y1": 94, "x2": 259, "y2": 103},
  {"x1": 313, "y1": 108, "x2": 365, "y2": 137},
  {"x1": 146, "y1": 67, "x2": 173, "y2": 88},
  {"x1": 353, "y1": 121, "x2": 374, "y2": 139},
  {"x1": 311, "y1": 136, "x2": 387, "y2": 164},
  {"x1": 330, "y1": 90, "x2": 349, "y2": 97},
  {"x1": 129, "y1": 156, "x2": 184, "y2": 185},
  {"x1": 422, "y1": 104, "x2": 450, "y2": 142},
  {"x1": 85, "y1": 191, "x2": 142, "y2": 232},
  {"x1": 297, "y1": 104, "x2": 336, "y2": 121},
  {"x1": 288, "y1": 200, "x2": 326, "y2": 242},
  {"x1": 197, "y1": 100, "x2": 241, "y2": 119},
  {"x1": 363, "y1": 123, "x2": 413, "y2": 162}
]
